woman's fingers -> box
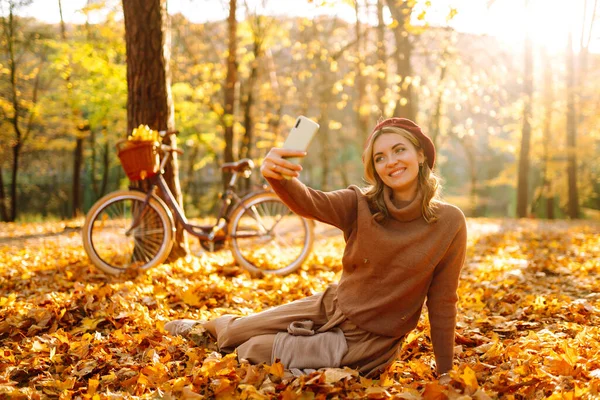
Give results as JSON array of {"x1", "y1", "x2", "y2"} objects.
[
  {"x1": 271, "y1": 148, "x2": 307, "y2": 159},
  {"x1": 269, "y1": 151, "x2": 305, "y2": 171},
  {"x1": 260, "y1": 160, "x2": 300, "y2": 180},
  {"x1": 260, "y1": 148, "x2": 306, "y2": 180},
  {"x1": 275, "y1": 162, "x2": 301, "y2": 177},
  {"x1": 279, "y1": 157, "x2": 304, "y2": 172}
]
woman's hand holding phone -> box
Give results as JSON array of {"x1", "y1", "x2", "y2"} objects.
[
  {"x1": 261, "y1": 148, "x2": 307, "y2": 180},
  {"x1": 261, "y1": 116, "x2": 319, "y2": 180}
]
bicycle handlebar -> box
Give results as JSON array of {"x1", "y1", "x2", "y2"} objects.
[
  {"x1": 158, "y1": 130, "x2": 179, "y2": 137},
  {"x1": 158, "y1": 130, "x2": 183, "y2": 155},
  {"x1": 160, "y1": 144, "x2": 184, "y2": 155}
]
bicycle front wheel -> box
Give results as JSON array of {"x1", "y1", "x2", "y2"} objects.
[
  {"x1": 82, "y1": 190, "x2": 174, "y2": 275},
  {"x1": 229, "y1": 192, "x2": 314, "y2": 275}
]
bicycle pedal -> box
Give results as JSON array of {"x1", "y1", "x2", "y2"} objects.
[{"x1": 199, "y1": 238, "x2": 226, "y2": 252}]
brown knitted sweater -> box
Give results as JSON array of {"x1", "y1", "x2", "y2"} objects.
[{"x1": 267, "y1": 177, "x2": 467, "y2": 373}]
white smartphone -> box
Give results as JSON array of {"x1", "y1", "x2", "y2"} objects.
[{"x1": 282, "y1": 116, "x2": 320, "y2": 164}]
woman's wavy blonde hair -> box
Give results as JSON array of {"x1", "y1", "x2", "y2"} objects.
[{"x1": 362, "y1": 126, "x2": 442, "y2": 223}]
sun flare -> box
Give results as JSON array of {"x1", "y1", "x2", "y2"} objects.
[{"x1": 445, "y1": 0, "x2": 592, "y2": 53}]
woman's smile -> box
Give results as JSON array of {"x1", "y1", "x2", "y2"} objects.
[{"x1": 389, "y1": 167, "x2": 406, "y2": 177}]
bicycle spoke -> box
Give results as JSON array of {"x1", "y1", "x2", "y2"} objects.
[
  {"x1": 137, "y1": 233, "x2": 163, "y2": 251},
  {"x1": 268, "y1": 209, "x2": 292, "y2": 232},
  {"x1": 135, "y1": 235, "x2": 164, "y2": 248},
  {"x1": 271, "y1": 230, "x2": 296, "y2": 249},
  {"x1": 132, "y1": 240, "x2": 144, "y2": 263},
  {"x1": 131, "y1": 227, "x2": 166, "y2": 237},
  {"x1": 246, "y1": 204, "x2": 269, "y2": 234},
  {"x1": 136, "y1": 239, "x2": 156, "y2": 262}
]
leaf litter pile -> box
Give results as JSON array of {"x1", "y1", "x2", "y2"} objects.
[{"x1": 1, "y1": 219, "x2": 599, "y2": 399}]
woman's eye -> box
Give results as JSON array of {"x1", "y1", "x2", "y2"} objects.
[
  {"x1": 374, "y1": 156, "x2": 384, "y2": 163},
  {"x1": 395, "y1": 147, "x2": 405, "y2": 154}
]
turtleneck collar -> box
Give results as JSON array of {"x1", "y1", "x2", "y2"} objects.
[{"x1": 382, "y1": 185, "x2": 423, "y2": 222}]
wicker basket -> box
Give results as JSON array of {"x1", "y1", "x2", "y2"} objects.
[{"x1": 116, "y1": 140, "x2": 159, "y2": 181}]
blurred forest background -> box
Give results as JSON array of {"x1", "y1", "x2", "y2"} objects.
[{"x1": 0, "y1": 0, "x2": 598, "y2": 222}]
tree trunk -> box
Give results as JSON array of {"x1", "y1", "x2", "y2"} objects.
[
  {"x1": 565, "y1": 31, "x2": 579, "y2": 218},
  {"x1": 223, "y1": 0, "x2": 238, "y2": 187},
  {"x1": 6, "y1": 5, "x2": 21, "y2": 222},
  {"x1": 354, "y1": 0, "x2": 368, "y2": 136},
  {"x1": 185, "y1": 144, "x2": 199, "y2": 195},
  {"x1": 240, "y1": 61, "x2": 257, "y2": 162},
  {"x1": 453, "y1": 136, "x2": 476, "y2": 216},
  {"x1": 123, "y1": 0, "x2": 187, "y2": 258},
  {"x1": 239, "y1": 58, "x2": 257, "y2": 193},
  {"x1": 469, "y1": 157, "x2": 477, "y2": 217},
  {"x1": 71, "y1": 136, "x2": 84, "y2": 217},
  {"x1": 90, "y1": 129, "x2": 100, "y2": 199},
  {"x1": 386, "y1": 0, "x2": 415, "y2": 120},
  {"x1": 516, "y1": 15, "x2": 533, "y2": 218},
  {"x1": 10, "y1": 141, "x2": 20, "y2": 222},
  {"x1": 0, "y1": 166, "x2": 8, "y2": 221},
  {"x1": 428, "y1": 50, "x2": 448, "y2": 150},
  {"x1": 240, "y1": 13, "x2": 267, "y2": 168},
  {"x1": 89, "y1": 128, "x2": 110, "y2": 200},
  {"x1": 100, "y1": 140, "x2": 109, "y2": 196},
  {"x1": 317, "y1": 60, "x2": 334, "y2": 190},
  {"x1": 60, "y1": 0, "x2": 82, "y2": 218},
  {"x1": 265, "y1": 49, "x2": 283, "y2": 142},
  {"x1": 540, "y1": 46, "x2": 555, "y2": 219},
  {"x1": 318, "y1": 97, "x2": 331, "y2": 191},
  {"x1": 375, "y1": 0, "x2": 387, "y2": 117}
]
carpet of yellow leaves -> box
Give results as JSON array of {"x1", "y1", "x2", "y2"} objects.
[{"x1": 0, "y1": 218, "x2": 599, "y2": 399}]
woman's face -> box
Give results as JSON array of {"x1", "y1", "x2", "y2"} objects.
[{"x1": 372, "y1": 133, "x2": 424, "y2": 201}]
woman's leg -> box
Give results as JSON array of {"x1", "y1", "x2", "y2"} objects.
[
  {"x1": 235, "y1": 334, "x2": 276, "y2": 364},
  {"x1": 206, "y1": 285, "x2": 337, "y2": 351}
]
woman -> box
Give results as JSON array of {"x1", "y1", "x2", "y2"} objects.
[{"x1": 165, "y1": 118, "x2": 467, "y2": 379}]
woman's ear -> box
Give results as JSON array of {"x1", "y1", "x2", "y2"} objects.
[{"x1": 418, "y1": 150, "x2": 426, "y2": 166}]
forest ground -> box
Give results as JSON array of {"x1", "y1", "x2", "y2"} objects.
[{"x1": 0, "y1": 218, "x2": 599, "y2": 399}]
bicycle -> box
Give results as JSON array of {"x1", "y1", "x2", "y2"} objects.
[{"x1": 81, "y1": 131, "x2": 315, "y2": 276}]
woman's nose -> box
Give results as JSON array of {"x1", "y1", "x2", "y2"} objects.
[{"x1": 386, "y1": 155, "x2": 398, "y2": 167}]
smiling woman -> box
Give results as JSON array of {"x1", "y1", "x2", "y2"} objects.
[{"x1": 166, "y1": 117, "x2": 467, "y2": 380}]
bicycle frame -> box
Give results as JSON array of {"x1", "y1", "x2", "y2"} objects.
[{"x1": 129, "y1": 150, "x2": 256, "y2": 242}]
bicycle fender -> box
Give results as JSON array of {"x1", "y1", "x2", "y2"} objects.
[
  {"x1": 234, "y1": 191, "x2": 315, "y2": 229},
  {"x1": 238, "y1": 190, "x2": 272, "y2": 205}
]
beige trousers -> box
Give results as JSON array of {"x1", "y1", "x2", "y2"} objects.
[{"x1": 204, "y1": 284, "x2": 404, "y2": 376}]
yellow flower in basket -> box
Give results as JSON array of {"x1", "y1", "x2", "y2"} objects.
[
  {"x1": 128, "y1": 124, "x2": 159, "y2": 143},
  {"x1": 117, "y1": 124, "x2": 160, "y2": 181}
]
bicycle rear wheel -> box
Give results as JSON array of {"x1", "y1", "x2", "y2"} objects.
[
  {"x1": 82, "y1": 190, "x2": 174, "y2": 275},
  {"x1": 229, "y1": 192, "x2": 314, "y2": 275}
]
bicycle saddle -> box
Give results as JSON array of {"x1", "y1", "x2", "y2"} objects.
[{"x1": 221, "y1": 158, "x2": 254, "y2": 172}]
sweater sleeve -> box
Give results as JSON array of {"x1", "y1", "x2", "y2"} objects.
[
  {"x1": 425, "y1": 212, "x2": 467, "y2": 374},
  {"x1": 265, "y1": 177, "x2": 357, "y2": 232}
]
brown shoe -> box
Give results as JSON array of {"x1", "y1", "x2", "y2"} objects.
[
  {"x1": 188, "y1": 323, "x2": 218, "y2": 350},
  {"x1": 164, "y1": 319, "x2": 201, "y2": 336}
]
